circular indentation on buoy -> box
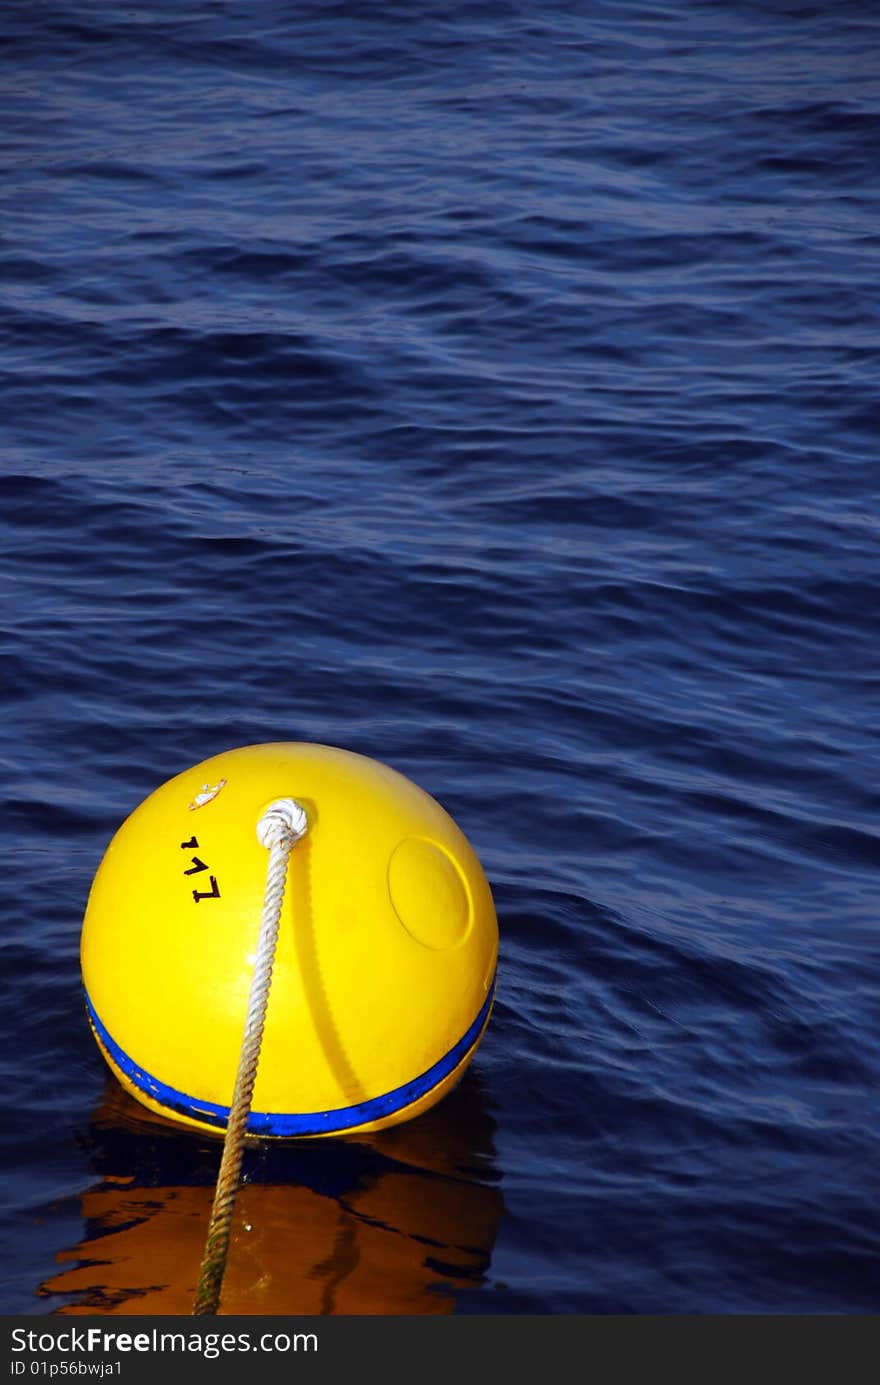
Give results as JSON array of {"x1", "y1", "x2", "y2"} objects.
[{"x1": 387, "y1": 838, "x2": 471, "y2": 950}]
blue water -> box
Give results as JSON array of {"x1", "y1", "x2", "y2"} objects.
[{"x1": 2, "y1": 0, "x2": 879, "y2": 1315}]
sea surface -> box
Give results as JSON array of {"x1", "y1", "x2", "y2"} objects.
[{"x1": 1, "y1": 1, "x2": 878, "y2": 1315}]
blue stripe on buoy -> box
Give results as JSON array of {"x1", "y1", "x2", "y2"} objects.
[{"x1": 83, "y1": 975, "x2": 496, "y2": 1137}]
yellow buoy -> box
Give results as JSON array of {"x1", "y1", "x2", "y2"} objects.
[{"x1": 80, "y1": 743, "x2": 498, "y2": 1138}]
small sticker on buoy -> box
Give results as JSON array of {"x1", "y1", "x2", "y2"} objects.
[{"x1": 188, "y1": 779, "x2": 227, "y2": 811}]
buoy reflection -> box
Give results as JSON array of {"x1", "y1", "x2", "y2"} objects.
[{"x1": 43, "y1": 1071, "x2": 503, "y2": 1315}]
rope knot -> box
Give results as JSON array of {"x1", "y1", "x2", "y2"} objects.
[{"x1": 256, "y1": 798, "x2": 308, "y2": 850}]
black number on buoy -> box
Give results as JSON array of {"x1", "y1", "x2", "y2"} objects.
[
  {"x1": 181, "y1": 837, "x2": 219, "y2": 900},
  {"x1": 193, "y1": 876, "x2": 221, "y2": 903}
]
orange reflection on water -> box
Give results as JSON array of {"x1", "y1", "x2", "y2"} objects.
[{"x1": 43, "y1": 1076, "x2": 503, "y2": 1316}]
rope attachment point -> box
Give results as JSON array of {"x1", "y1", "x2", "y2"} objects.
[
  {"x1": 192, "y1": 796, "x2": 308, "y2": 1317},
  {"x1": 256, "y1": 797, "x2": 308, "y2": 850}
]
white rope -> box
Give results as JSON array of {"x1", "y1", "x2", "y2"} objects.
[{"x1": 193, "y1": 797, "x2": 307, "y2": 1316}]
